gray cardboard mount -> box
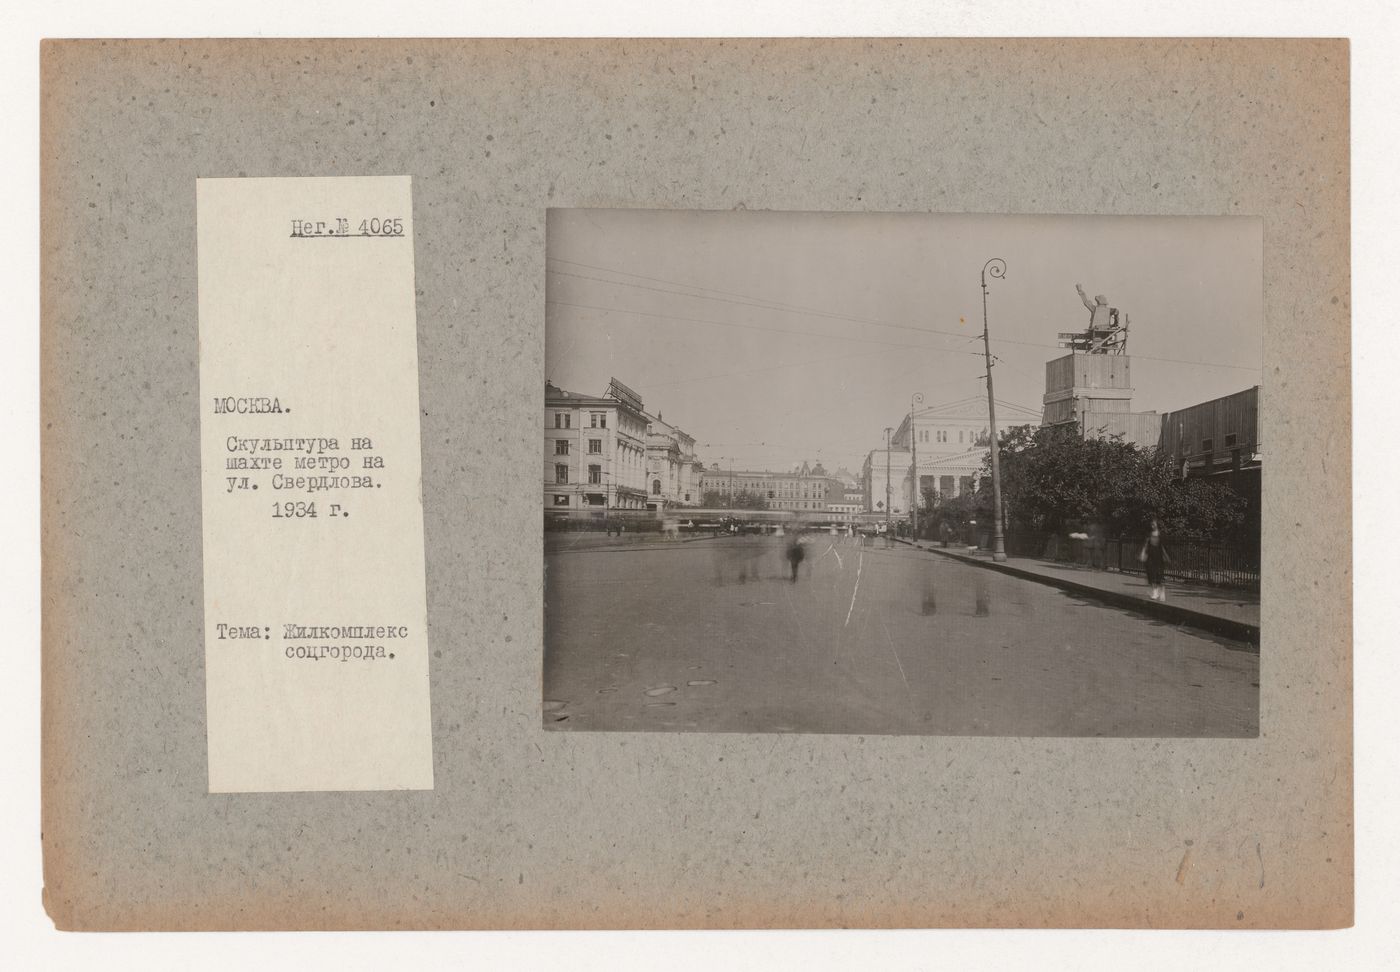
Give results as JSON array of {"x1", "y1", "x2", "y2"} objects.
[{"x1": 40, "y1": 38, "x2": 1351, "y2": 929}]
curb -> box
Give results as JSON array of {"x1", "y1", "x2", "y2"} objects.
[{"x1": 922, "y1": 546, "x2": 1260, "y2": 649}]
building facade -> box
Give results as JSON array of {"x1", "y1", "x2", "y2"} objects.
[
  {"x1": 891, "y1": 395, "x2": 1043, "y2": 512},
  {"x1": 544, "y1": 378, "x2": 651, "y2": 512},
  {"x1": 699, "y1": 463, "x2": 843, "y2": 513},
  {"x1": 862, "y1": 446, "x2": 911, "y2": 516},
  {"x1": 643, "y1": 411, "x2": 702, "y2": 509},
  {"x1": 1159, "y1": 386, "x2": 1261, "y2": 479}
]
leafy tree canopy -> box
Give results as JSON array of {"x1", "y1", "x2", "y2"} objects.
[
  {"x1": 986, "y1": 423, "x2": 1246, "y2": 540},
  {"x1": 700, "y1": 489, "x2": 768, "y2": 509}
]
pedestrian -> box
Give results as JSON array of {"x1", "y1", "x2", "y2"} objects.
[
  {"x1": 786, "y1": 533, "x2": 806, "y2": 582},
  {"x1": 1138, "y1": 517, "x2": 1172, "y2": 601}
]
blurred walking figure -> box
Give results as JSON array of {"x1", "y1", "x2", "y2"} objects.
[
  {"x1": 786, "y1": 532, "x2": 806, "y2": 582},
  {"x1": 1139, "y1": 517, "x2": 1173, "y2": 601}
]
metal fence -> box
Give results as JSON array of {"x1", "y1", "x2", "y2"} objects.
[{"x1": 1001, "y1": 531, "x2": 1259, "y2": 590}]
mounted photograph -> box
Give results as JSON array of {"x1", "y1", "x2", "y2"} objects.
[{"x1": 543, "y1": 209, "x2": 1262, "y2": 737}]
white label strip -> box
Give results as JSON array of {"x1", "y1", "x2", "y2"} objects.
[{"x1": 196, "y1": 176, "x2": 433, "y2": 792}]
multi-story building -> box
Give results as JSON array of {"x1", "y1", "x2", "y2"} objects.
[
  {"x1": 543, "y1": 378, "x2": 651, "y2": 512},
  {"x1": 827, "y1": 466, "x2": 865, "y2": 509},
  {"x1": 888, "y1": 395, "x2": 1043, "y2": 513},
  {"x1": 826, "y1": 503, "x2": 864, "y2": 523},
  {"x1": 643, "y1": 411, "x2": 702, "y2": 509},
  {"x1": 699, "y1": 462, "x2": 843, "y2": 513},
  {"x1": 862, "y1": 446, "x2": 911, "y2": 516}
]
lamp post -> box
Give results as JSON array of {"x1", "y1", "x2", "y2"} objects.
[
  {"x1": 909, "y1": 392, "x2": 923, "y2": 540},
  {"x1": 980, "y1": 257, "x2": 1008, "y2": 562},
  {"x1": 884, "y1": 426, "x2": 893, "y2": 547}
]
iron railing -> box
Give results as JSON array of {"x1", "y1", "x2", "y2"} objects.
[{"x1": 1000, "y1": 530, "x2": 1259, "y2": 590}]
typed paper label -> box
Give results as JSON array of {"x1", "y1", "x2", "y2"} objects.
[{"x1": 196, "y1": 176, "x2": 433, "y2": 792}]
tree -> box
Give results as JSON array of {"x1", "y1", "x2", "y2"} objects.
[
  {"x1": 730, "y1": 490, "x2": 769, "y2": 509},
  {"x1": 919, "y1": 486, "x2": 989, "y2": 539},
  {"x1": 987, "y1": 423, "x2": 1246, "y2": 540},
  {"x1": 700, "y1": 489, "x2": 767, "y2": 510}
]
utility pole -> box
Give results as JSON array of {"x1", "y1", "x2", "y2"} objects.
[
  {"x1": 980, "y1": 257, "x2": 1008, "y2": 562},
  {"x1": 909, "y1": 393, "x2": 923, "y2": 540},
  {"x1": 884, "y1": 426, "x2": 893, "y2": 548}
]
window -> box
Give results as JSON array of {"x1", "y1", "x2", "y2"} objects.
[
  {"x1": 652, "y1": 479, "x2": 661, "y2": 494},
  {"x1": 588, "y1": 438, "x2": 602, "y2": 454},
  {"x1": 590, "y1": 412, "x2": 599, "y2": 428},
  {"x1": 1202, "y1": 437, "x2": 1214, "y2": 452},
  {"x1": 959, "y1": 476, "x2": 974, "y2": 495},
  {"x1": 1224, "y1": 433, "x2": 1237, "y2": 448},
  {"x1": 589, "y1": 465, "x2": 603, "y2": 485},
  {"x1": 562, "y1": 413, "x2": 571, "y2": 429},
  {"x1": 554, "y1": 413, "x2": 562, "y2": 428},
  {"x1": 555, "y1": 439, "x2": 569, "y2": 455},
  {"x1": 684, "y1": 493, "x2": 690, "y2": 502},
  {"x1": 940, "y1": 475, "x2": 955, "y2": 496},
  {"x1": 555, "y1": 464, "x2": 569, "y2": 484},
  {"x1": 600, "y1": 414, "x2": 606, "y2": 428},
  {"x1": 553, "y1": 494, "x2": 570, "y2": 506}
]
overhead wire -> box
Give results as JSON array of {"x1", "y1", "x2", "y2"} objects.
[{"x1": 547, "y1": 256, "x2": 1264, "y2": 374}]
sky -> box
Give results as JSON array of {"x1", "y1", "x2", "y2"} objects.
[{"x1": 545, "y1": 209, "x2": 1264, "y2": 475}]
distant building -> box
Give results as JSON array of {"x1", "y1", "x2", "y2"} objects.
[
  {"x1": 892, "y1": 395, "x2": 1042, "y2": 511},
  {"x1": 862, "y1": 446, "x2": 911, "y2": 516},
  {"x1": 643, "y1": 411, "x2": 702, "y2": 508},
  {"x1": 831, "y1": 466, "x2": 860, "y2": 490},
  {"x1": 699, "y1": 462, "x2": 843, "y2": 513},
  {"x1": 826, "y1": 503, "x2": 864, "y2": 524},
  {"x1": 544, "y1": 378, "x2": 651, "y2": 512}
]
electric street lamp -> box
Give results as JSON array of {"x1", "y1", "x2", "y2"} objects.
[
  {"x1": 910, "y1": 392, "x2": 923, "y2": 540},
  {"x1": 980, "y1": 257, "x2": 1008, "y2": 562},
  {"x1": 884, "y1": 426, "x2": 894, "y2": 548}
]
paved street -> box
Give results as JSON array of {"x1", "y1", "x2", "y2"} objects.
[{"x1": 543, "y1": 535, "x2": 1259, "y2": 737}]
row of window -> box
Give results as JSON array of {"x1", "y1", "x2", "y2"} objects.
[
  {"x1": 550, "y1": 410, "x2": 613, "y2": 430},
  {"x1": 914, "y1": 475, "x2": 976, "y2": 494},
  {"x1": 916, "y1": 429, "x2": 973, "y2": 444},
  {"x1": 554, "y1": 438, "x2": 606, "y2": 456},
  {"x1": 552, "y1": 491, "x2": 694, "y2": 507},
  {"x1": 554, "y1": 464, "x2": 606, "y2": 485}
]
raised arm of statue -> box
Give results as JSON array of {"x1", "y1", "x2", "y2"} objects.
[{"x1": 1076, "y1": 283, "x2": 1095, "y2": 313}]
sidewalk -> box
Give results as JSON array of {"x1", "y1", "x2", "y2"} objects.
[{"x1": 911, "y1": 540, "x2": 1260, "y2": 648}]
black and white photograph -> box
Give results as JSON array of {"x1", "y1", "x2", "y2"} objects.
[{"x1": 543, "y1": 210, "x2": 1262, "y2": 737}]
